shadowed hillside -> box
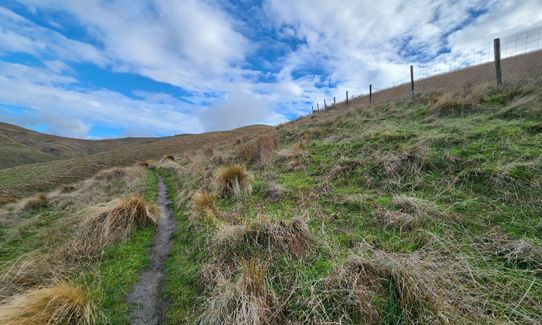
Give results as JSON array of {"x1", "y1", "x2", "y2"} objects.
[{"x1": 0, "y1": 122, "x2": 157, "y2": 169}]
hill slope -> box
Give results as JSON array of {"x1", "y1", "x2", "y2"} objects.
[
  {"x1": 0, "y1": 76, "x2": 541, "y2": 323},
  {"x1": 0, "y1": 125, "x2": 272, "y2": 201},
  {"x1": 0, "y1": 122, "x2": 156, "y2": 169}
]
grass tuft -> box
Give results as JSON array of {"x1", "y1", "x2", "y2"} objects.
[
  {"x1": 0, "y1": 282, "x2": 96, "y2": 325},
  {"x1": 21, "y1": 193, "x2": 48, "y2": 210},
  {"x1": 190, "y1": 191, "x2": 218, "y2": 222},
  {"x1": 216, "y1": 164, "x2": 252, "y2": 197},
  {"x1": 200, "y1": 258, "x2": 277, "y2": 325},
  {"x1": 239, "y1": 134, "x2": 278, "y2": 167},
  {"x1": 85, "y1": 194, "x2": 158, "y2": 246}
]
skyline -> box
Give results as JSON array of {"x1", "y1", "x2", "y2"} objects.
[{"x1": 1, "y1": 0, "x2": 541, "y2": 139}]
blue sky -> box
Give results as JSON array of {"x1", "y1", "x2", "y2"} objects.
[{"x1": 0, "y1": 0, "x2": 541, "y2": 139}]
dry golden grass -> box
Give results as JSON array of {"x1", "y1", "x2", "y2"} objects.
[
  {"x1": 213, "y1": 215, "x2": 311, "y2": 259},
  {"x1": 85, "y1": 194, "x2": 158, "y2": 246},
  {"x1": 239, "y1": 134, "x2": 277, "y2": 167},
  {"x1": 200, "y1": 258, "x2": 277, "y2": 325},
  {"x1": 325, "y1": 244, "x2": 477, "y2": 324},
  {"x1": 480, "y1": 229, "x2": 542, "y2": 272},
  {"x1": 159, "y1": 155, "x2": 175, "y2": 164},
  {"x1": 275, "y1": 142, "x2": 307, "y2": 171},
  {"x1": 21, "y1": 193, "x2": 47, "y2": 210},
  {"x1": 0, "y1": 282, "x2": 95, "y2": 325},
  {"x1": 93, "y1": 168, "x2": 126, "y2": 181},
  {"x1": 216, "y1": 164, "x2": 251, "y2": 197},
  {"x1": 429, "y1": 93, "x2": 478, "y2": 117},
  {"x1": 190, "y1": 191, "x2": 218, "y2": 222}
]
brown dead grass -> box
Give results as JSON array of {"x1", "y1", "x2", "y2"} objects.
[
  {"x1": 213, "y1": 215, "x2": 311, "y2": 259},
  {"x1": 216, "y1": 164, "x2": 252, "y2": 197},
  {"x1": 429, "y1": 93, "x2": 478, "y2": 117},
  {"x1": 480, "y1": 229, "x2": 542, "y2": 273},
  {"x1": 83, "y1": 194, "x2": 158, "y2": 247},
  {"x1": 200, "y1": 258, "x2": 277, "y2": 325},
  {"x1": 0, "y1": 282, "x2": 95, "y2": 325},
  {"x1": 325, "y1": 243, "x2": 480, "y2": 324},
  {"x1": 239, "y1": 134, "x2": 278, "y2": 167},
  {"x1": 190, "y1": 191, "x2": 219, "y2": 222},
  {"x1": 21, "y1": 193, "x2": 48, "y2": 210},
  {"x1": 159, "y1": 155, "x2": 175, "y2": 164},
  {"x1": 93, "y1": 168, "x2": 126, "y2": 181}
]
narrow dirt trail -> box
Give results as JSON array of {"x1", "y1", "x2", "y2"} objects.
[{"x1": 127, "y1": 174, "x2": 175, "y2": 324}]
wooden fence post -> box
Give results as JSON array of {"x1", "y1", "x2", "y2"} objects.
[
  {"x1": 317, "y1": 102, "x2": 319, "y2": 111},
  {"x1": 346, "y1": 91, "x2": 349, "y2": 108},
  {"x1": 369, "y1": 84, "x2": 372, "y2": 105},
  {"x1": 312, "y1": 105, "x2": 314, "y2": 114},
  {"x1": 410, "y1": 65, "x2": 414, "y2": 96},
  {"x1": 333, "y1": 96, "x2": 336, "y2": 106},
  {"x1": 324, "y1": 99, "x2": 327, "y2": 109},
  {"x1": 494, "y1": 38, "x2": 502, "y2": 88}
]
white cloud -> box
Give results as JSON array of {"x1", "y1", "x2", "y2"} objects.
[
  {"x1": 0, "y1": 62, "x2": 204, "y2": 138},
  {"x1": 14, "y1": 0, "x2": 251, "y2": 92},
  {"x1": 199, "y1": 90, "x2": 287, "y2": 131}
]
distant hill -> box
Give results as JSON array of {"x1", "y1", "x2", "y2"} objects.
[
  {"x1": 0, "y1": 124, "x2": 272, "y2": 201},
  {"x1": 0, "y1": 122, "x2": 156, "y2": 169}
]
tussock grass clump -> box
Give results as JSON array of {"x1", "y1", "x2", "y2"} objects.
[
  {"x1": 216, "y1": 164, "x2": 252, "y2": 197},
  {"x1": 373, "y1": 208, "x2": 423, "y2": 232},
  {"x1": 213, "y1": 216, "x2": 311, "y2": 259},
  {"x1": 481, "y1": 229, "x2": 542, "y2": 272},
  {"x1": 22, "y1": 193, "x2": 48, "y2": 210},
  {"x1": 325, "y1": 246, "x2": 470, "y2": 324},
  {"x1": 264, "y1": 182, "x2": 286, "y2": 202},
  {"x1": 94, "y1": 167, "x2": 126, "y2": 181},
  {"x1": 239, "y1": 134, "x2": 277, "y2": 167},
  {"x1": 276, "y1": 142, "x2": 307, "y2": 171},
  {"x1": 84, "y1": 194, "x2": 158, "y2": 246},
  {"x1": 160, "y1": 155, "x2": 175, "y2": 163},
  {"x1": 374, "y1": 195, "x2": 448, "y2": 232},
  {"x1": 190, "y1": 191, "x2": 218, "y2": 222},
  {"x1": 0, "y1": 282, "x2": 95, "y2": 325},
  {"x1": 430, "y1": 93, "x2": 477, "y2": 117},
  {"x1": 200, "y1": 258, "x2": 277, "y2": 325}
]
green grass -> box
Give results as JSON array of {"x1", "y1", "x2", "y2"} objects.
[
  {"x1": 84, "y1": 169, "x2": 158, "y2": 324},
  {"x1": 158, "y1": 168, "x2": 208, "y2": 324}
]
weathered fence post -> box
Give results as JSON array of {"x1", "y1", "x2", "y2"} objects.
[
  {"x1": 312, "y1": 105, "x2": 314, "y2": 114},
  {"x1": 494, "y1": 38, "x2": 502, "y2": 88},
  {"x1": 324, "y1": 99, "x2": 327, "y2": 109},
  {"x1": 317, "y1": 102, "x2": 319, "y2": 111},
  {"x1": 410, "y1": 65, "x2": 414, "y2": 96},
  {"x1": 333, "y1": 96, "x2": 336, "y2": 106},
  {"x1": 346, "y1": 91, "x2": 349, "y2": 108},
  {"x1": 369, "y1": 84, "x2": 372, "y2": 105}
]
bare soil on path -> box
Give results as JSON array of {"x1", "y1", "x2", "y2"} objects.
[{"x1": 127, "y1": 174, "x2": 175, "y2": 324}]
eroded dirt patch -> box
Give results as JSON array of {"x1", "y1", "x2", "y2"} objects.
[{"x1": 127, "y1": 174, "x2": 175, "y2": 324}]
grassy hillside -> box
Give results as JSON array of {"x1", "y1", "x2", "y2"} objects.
[
  {"x1": 0, "y1": 125, "x2": 272, "y2": 202},
  {"x1": 0, "y1": 77, "x2": 541, "y2": 323},
  {"x1": 153, "y1": 79, "x2": 542, "y2": 323},
  {"x1": 0, "y1": 122, "x2": 156, "y2": 169}
]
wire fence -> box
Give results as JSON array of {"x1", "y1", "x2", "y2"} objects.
[{"x1": 312, "y1": 25, "x2": 542, "y2": 112}]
